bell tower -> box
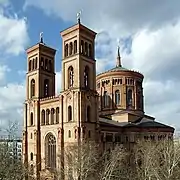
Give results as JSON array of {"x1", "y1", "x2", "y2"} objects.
[
  {"x1": 60, "y1": 18, "x2": 99, "y2": 142},
  {"x1": 26, "y1": 35, "x2": 56, "y2": 100}
]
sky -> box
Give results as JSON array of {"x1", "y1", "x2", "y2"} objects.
[{"x1": 0, "y1": 0, "x2": 180, "y2": 135}]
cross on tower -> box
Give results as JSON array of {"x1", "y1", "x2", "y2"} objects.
[{"x1": 77, "y1": 10, "x2": 82, "y2": 24}]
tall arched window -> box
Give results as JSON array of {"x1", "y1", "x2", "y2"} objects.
[
  {"x1": 34, "y1": 57, "x2": 37, "y2": 69},
  {"x1": 29, "y1": 60, "x2": 32, "y2": 71},
  {"x1": 32, "y1": 59, "x2": 35, "y2": 70},
  {"x1": 41, "y1": 110, "x2": 45, "y2": 125},
  {"x1": 68, "y1": 106, "x2": 72, "y2": 121},
  {"x1": 44, "y1": 79, "x2": 49, "y2": 97},
  {"x1": 30, "y1": 152, "x2": 33, "y2": 161},
  {"x1": 45, "y1": 133, "x2": 56, "y2": 169},
  {"x1": 85, "y1": 42, "x2": 88, "y2": 55},
  {"x1": 49, "y1": 60, "x2": 52, "y2": 72},
  {"x1": 68, "y1": 130, "x2": 71, "y2": 138},
  {"x1": 115, "y1": 90, "x2": 121, "y2": 105},
  {"x1": 30, "y1": 112, "x2": 33, "y2": 126},
  {"x1": 84, "y1": 66, "x2": 89, "y2": 88},
  {"x1": 30, "y1": 79, "x2": 35, "y2": 98},
  {"x1": 87, "y1": 106, "x2": 90, "y2": 122},
  {"x1": 68, "y1": 66, "x2": 74, "y2": 88},
  {"x1": 65, "y1": 44, "x2": 68, "y2": 57},
  {"x1": 74, "y1": 40, "x2": 77, "y2": 54},
  {"x1": 51, "y1": 108, "x2": 55, "y2": 124},
  {"x1": 56, "y1": 107, "x2": 59, "y2": 124},
  {"x1": 46, "y1": 109, "x2": 50, "y2": 125},
  {"x1": 45, "y1": 59, "x2": 48, "y2": 70},
  {"x1": 80, "y1": 40, "x2": 84, "y2": 54},
  {"x1": 89, "y1": 44, "x2": 92, "y2": 57},
  {"x1": 104, "y1": 91, "x2": 109, "y2": 107},
  {"x1": 69, "y1": 42, "x2": 73, "y2": 55},
  {"x1": 127, "y1": 89, "x2": 133, "y2": 106},
  {"x1": 41, "y1": 57, "x2": 44, "y2": 70}
]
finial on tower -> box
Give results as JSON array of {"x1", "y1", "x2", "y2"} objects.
[
  {"x1": 77, "y1": 10, "x2": 82, "y2": 24},
  {"x1": 40, "y1": 32, "x2": 43, "y2": 43},
  {"x1": 116, "y1": 39, "x2": 122, "y2": 67}
]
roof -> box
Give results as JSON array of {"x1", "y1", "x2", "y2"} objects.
[{"x1": 107, "y1": 65, "x2": 129, "y2": 72}]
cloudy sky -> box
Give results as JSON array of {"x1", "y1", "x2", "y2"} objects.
[{"x1": 0, "y1": 0, "x2": 180, "y2": 135}]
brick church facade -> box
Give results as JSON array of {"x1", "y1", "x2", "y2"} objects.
[{"x1": 22, "y1": 19, "x2": 174, "y2": 179}]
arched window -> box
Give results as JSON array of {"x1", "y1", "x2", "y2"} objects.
[
  {"x1": 69, "y1": 42, "x2": 73, "y2": 56},
  {"x1": 84, "y1": 66, "x2": 89, "y2": 88},
  {"x1": 89, "y1": 44, "x2": 92, "y2": 57},
  {"x1": 68, "y1": 66, "x2": 74, "y2": 88},
  {"x1": 29, "y1": 60, "x2": 32, "y2": 71},
  {"x1": 34, "y1": 57, "x2": 37, "y2": 69},
  {"x1": 104, "y1": 91, "x2": 109, "y2": 107},
  {"x1": 45, "y1": 59, "x2": 48, "y2": 70},
  {"x1": 68, "y1": 130, "x2": 71, "y2": 138},
  {"x1": 32, "y1": 59, "x2": 35, "y2": 70},
  {"x1": 41, "y1": 57, "x2": 44, "y2": 70},
  {"x1": 74, "y1": 40, "x2": 77, "y2": 54},
  {"x1": 30, "y1": 112, "x2": 33, "y2": 126},
  {"x1": 30, "y1": 79, "x2": 35, "y2": 98},
  {"x1": 44, "y1": 79, "x2": 49, "y2": 97},
  {"x1": 127, "y1": 89, "x2": 133, "y2": 106},
  {"x1": 45, "y1": 133, "x2": 56, "y2": 169},
  {"x1": 115, "y1": 90, "x2": 121, "y2": 105},
  {"x1": 65, "y1": 44, "x2": 68, "y2": 57},
  {"x1": 87, "y1": 106, "x2": 90, "y2": 122},
  {"x1": 80, "y1": 40, "x2": 84, "y2": 54},
  {"x1": 56, "y1": 107, "x2": 59, "y2": 124},
  {"x1": 88, "y1": 130, "x2": 91, "y2": 138},
  {"x1": 30, "y1": 133, "x2": 33, "y2": 139},
  {"x1": 30, "y1": 152, "x2": 33, "y2": 161},
  {"x1": 46, "y1": 109, "x2": 50, "y2": 125},
  {"x1": 51, "y1": 108, "x2": 55, "y2": 124},
  {"x1": 41, "y1": 110, "x2": 45, "y2": 125},
  {"x1": 49, "y1": 60, "x2": 52, "y2": 72},
  {"x1": 85, "y1": 42, "x2": 88, "y2": 55},
  {"x1": 68, "y1": 106, "x2": 72, "y2": 121}
]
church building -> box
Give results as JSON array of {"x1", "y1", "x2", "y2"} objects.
[{"x1": 22, "y1": 17, "x2": 174, "y2": 179}]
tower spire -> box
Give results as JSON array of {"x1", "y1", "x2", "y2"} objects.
[{"x1": 116, "y1": 45, "x2": 121, "y2": 67}]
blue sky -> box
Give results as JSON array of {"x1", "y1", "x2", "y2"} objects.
[{"x1": 1, "y1": 0, "x2": 180, "y2": 135}]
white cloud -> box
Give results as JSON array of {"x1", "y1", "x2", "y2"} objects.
[{"x1": 22, "y1": 0, "x2": 180, "y2": 131}]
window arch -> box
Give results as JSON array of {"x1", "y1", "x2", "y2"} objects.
[
  {"x1": 65, "y1": 44, "x2": 68, "y2": 57},
  {"x1": 127, "y1": 89, "x2": 133, "y2": 106},
  {"x1": 68, "y1": 130, "x2": 71, "y2": 138},
  {"x1": 69, "y1": 42, "x2": 73, "y2": 56},
  {"x1": 68, "y1": 106, "x2": 72, "y2": 121},
  {"x1": 104, "y1": 91, "x2": 109, "y2": 107},
  {"x1": 46, "y1": 109, "x2": 50, "y2": 125},
  {"x1": 29, "y1": 60, "x2": 32, "y2": 71},
  {"x1": 51, "y1": 108, "x2": 55, "y2": 125},
  {"x1": 45, "y1": 133, "x2": 56, "y2": 169},
  {"x1": 30, "y1": 152, "x2": 33, "y2": 161},
  {"x1": 74, "y1": 40, "x2": 77, "y2": 54},
  {"x1": 87, "y1": 106, "x2": 91, "y2": 122},
  {"x1": 89, "y1": 44, "x2": 92, "y2": 57},
  {"x1": 84, "y1": 66, "x2": 89, "y2": 88},
  {"x1": 44, "y1": 79, "x2": 49, "y2": 97},
  {"x1": 68, "y1": 66, "x2": 74, "y2": 88},
  {"x1": 30, "y1": 112, "x2": 33, "y2": 126},
  {"x1": 80, "y1": 40, "x2": 84, "y2": 54},
  {"x1": 56, "y1": 107, "x2": 59, "y2": 124},
  {"x1": 85, "y1": 42, "x2": 88, "y2": 55},
  {"x1": 41, "y1": 110, "x2": 45, "y2": 125},
  {"x1": 115, "y1": 90, "x2": 121, "y2": 105},
  {"x1": 30, "y1": 79, "x2": 35, "y2": 98}
]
